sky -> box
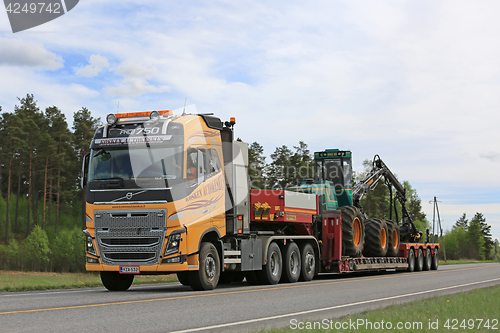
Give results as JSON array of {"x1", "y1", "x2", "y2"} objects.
[{"x1": 0, "y1": 1, "x2": 499, "y2": 240}]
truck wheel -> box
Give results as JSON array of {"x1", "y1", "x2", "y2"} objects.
[
  {"x1": 415, "y1": 248, "x2": 424, "y2": 272},
  {"x1": 363, "y1": 218, "x2": 388, "y2": 257},
  {"x1": 299, "y1": 243, "x2": 316, "y2": 281},
  {"x1": 257, "y1": 242, "x2": 282, "y2": 285},
  {"x1": 339, "y1": 206, "x2": 365, "y2": 257},
  {"x1": 189, "y1": 242, "x2": 220, "y2": 290},
  {"x1": 100, "y1": 271, "x2": 134, "y2": 291},
  {"x1": 177, "y1": 272, "x2": 190, "y2": 286},
  {"x1": 281, "y1": 242, "x2": 301, "y2": 283},
  {"x1": 407, "y1": 248, "x2": 415, "y2": 272},
  {"x1": 423, "y1": 248, "x2": 432, "y2": 271},
  {"x1": 386, "y1": 220, "x2": 399, "y2": 257},
  {"x1": 431, "y1": 248, "x2": 439, "y2": 270}
]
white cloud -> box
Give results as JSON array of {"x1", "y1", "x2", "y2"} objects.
[
  {"x1": 0, "y1": 37, "x2": 63, "y2": 69},
  {"x1": 105, "y1": 61, "x2": 169, "y2": 97},
  {"x1": 75, "y1": 54, "x2": 109, "y2": 77}
]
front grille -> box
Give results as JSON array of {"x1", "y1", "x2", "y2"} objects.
[
  {"x1": 100, "y1": 237, "x2": 160, "y2": 246},
  {"x1": 104, "y1": 252, "x2": 156, "y2": 261},
  {"x1": 94, "y1": 209, "x2": 167, "y2": 265}
]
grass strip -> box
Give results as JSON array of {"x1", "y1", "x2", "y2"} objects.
[
  {"x1": 0, "y1": 271, "x2": 178, "y2": 292},
  {"x1": 261, "y1": 284, "x2": 500, "y2": 332}
]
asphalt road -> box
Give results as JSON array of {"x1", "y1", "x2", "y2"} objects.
[{"x1": 1, "y1": 263, "x2": 500, "y2": 333}]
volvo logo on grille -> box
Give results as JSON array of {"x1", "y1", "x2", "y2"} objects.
[{"x1": 126, "y1": 192, "x2": 133, "y2": 200}]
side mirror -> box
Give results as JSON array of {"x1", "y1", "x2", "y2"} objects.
[{"x1": 81, "y1": 153, "x2": 90, "y2": 189}]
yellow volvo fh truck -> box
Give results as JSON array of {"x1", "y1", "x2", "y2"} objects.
[{"x1": 82, "y1": 109, "x2": 260, "y2": 291}]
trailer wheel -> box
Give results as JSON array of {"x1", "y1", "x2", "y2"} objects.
[
  {"x1": 415, "y1": 248, "x2": 424, "y2": 272},
  {"x1": 423, "y1": 248, "x2": 432, "y2": 271},
  {"x1": 257, "y1": 242, "x2": 282, "y2": 285},
  {"x1": 363, "y1": 218, "x2": 388, "y2": 257},
  {"x1": 299, "y1": 243, "x2": 316, "y2": 281},
  {"x1": 431, "y1": 248, "x2": 439, "y2": 270},
  {"x1": 100, "y1": 271, "x2": 134, "y2": 291},
  {"x1": 176, "y1": 272, "x2": 190, "y2": 286},
  {"x1": 407, "y1": 248, "x2": 415, "y2": 272},
  {"x1": 281, "y1": 242, "x2": 301, "y2": 283},
  {"x1": 189, "y1": 242, "x2": 220, "y2": 290},
  {"x1": 386, "y1": 220, "x2": 400, "y2": 257},
  {"x1": 339, "y1": 206, "x2": 365, "y2": 257}
]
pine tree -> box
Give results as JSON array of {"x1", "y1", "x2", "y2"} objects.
[
  {"x1": 248, "y1": 142, "x2": 267, "y2": 189},
  {"x1": 73, "y1": 107, "x2": 101, "y2": 229}
]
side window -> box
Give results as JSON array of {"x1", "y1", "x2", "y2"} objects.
[{"x1": 202, "y1": 148, "x2": 221, "y2": 179}]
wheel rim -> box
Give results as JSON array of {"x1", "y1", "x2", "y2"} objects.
[
  {"x1": 353, "y1": 217, "x2": 362, "y2": 247},
  {"x1": 418, "y1": 249, "x2": 423, "y2": 266},
  {"x1": 205, "y1": 254, "x2": 216, "y2": 281},
  {"x1": 392, "y1": 229, "x2": 398, "y2": 248},
  {"x1": 290, "y1": 251, "x2": 299, "y2": 275},
  {"x1": 304, "y1": 251, "x2": 315, "y2": 274},
  {"x1": 380, "y1": 227, "x2": 386, "y2": 249},
  {"x1": 426, "y1": 249, "x2": 431, "y2": 265},
  {"x1": 270, "y1": 251, "x2": 280, "y2": 276}
]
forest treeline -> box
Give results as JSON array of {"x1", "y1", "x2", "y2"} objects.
[{"x1": 0, "y1": 94, "x2": 498, "y2": 272}]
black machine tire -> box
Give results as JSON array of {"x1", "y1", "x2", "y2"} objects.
[
  {"x1": 415, "y1": 247, "x2": 424, "y2": 272},
  {"x1": 176, "y1": 272, "x2": 190, "y2": 286},
  {"x1": 299, "y1": 243, "x2": 316, "y2": 281},
  {"x1": 100, "y1": 271, "x2": 134, "y2": 291},
  {"x1": 407, "y1": 248, "x2": 415, "y2": 272},
  {"x1": 257, "y1": 242, "x2": 282, "y2": 285},
  {"x1": 339, "y1": 206, "x2": 365, "y2": 257},
  {"x1": 189, "y1": 242, "x2": 220, "y2": 291},
  {"x1": 386, "y1": 220, "x2": 400, "y2": 257},
  {"x1": 423, "y1": 247, "x2": 432, "y2": 271},
  {"x1": 281, "y1": 242, "x2": 301, "y2": 283},
  {"x1": 363, "y1": 218, "x2": 389, "y2": 257},
  {"x1": 431, "y1": 248, "x2": 439, "y2": 270}
]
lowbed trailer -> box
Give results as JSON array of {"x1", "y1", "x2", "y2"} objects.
[{"x1": 81, "y1": 109, "x2": 438, "y2": 291}]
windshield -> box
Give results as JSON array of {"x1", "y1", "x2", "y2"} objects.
[
  {"x1": 88, "y1": 146, "x2": 183, "y2": 182},
  {"x1": 315, "y1": 158, "x2": 352, "y2": 187}
]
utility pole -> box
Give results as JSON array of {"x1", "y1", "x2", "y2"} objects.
[{"x1": 429, "y1": 196, "x2": 447, "y2": 262}]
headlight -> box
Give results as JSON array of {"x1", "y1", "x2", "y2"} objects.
[
  {"x1": 83, "y1": 231, "x2": 96, "y2": 256},
  {"x1": 164, "y1": 232, "x2": 182, "y2": 256}
]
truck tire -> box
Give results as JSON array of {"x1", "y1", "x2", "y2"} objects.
[
  {"x1": 177, "y1": 272, "x2": 190, "y2": 286},
  {"x1": 257, "y1": 242, "x2": 282, "y2": 285},
  {"x1": 281, "y1": 242, "x2": 301, "y2": 283},
  {"x1": 431, "y1": 248, "x2": 439, "y2": 270},
  {"x1": 339, "y1": 206, "x2": 365, "y2": 257},
  {"x1": 423, "y1": 247, "x2": 432, "y2": 271},
  {"x1": 299, "y1": 243, "x2": 316, "y2": 281},
  {"x1": 415, "y1": 248, "x2": 424, "y2": 272},
  {"x1": 363, "y1": 218, "x2": 388, "y2": 257},
  {"x1": 189, "y1": 242, "x2": 220, "y2": 290},
  {"x1": 407, "y1": 248, "x2": 415, "y2": 272},
  {"x1": 386, "y1": 220, "x2": 400, "y2": 257},
  {"x1": 100, "y1": 271, "x2": 134, "y2": 291}
]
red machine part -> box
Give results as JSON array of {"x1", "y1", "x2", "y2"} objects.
[{"x1": 249, "y1": 190, "x2": 318, "y2": 224}]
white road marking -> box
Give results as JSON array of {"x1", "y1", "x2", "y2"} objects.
[{"x1": 169, "y1": 277, "x2": 500, "y2": 333}]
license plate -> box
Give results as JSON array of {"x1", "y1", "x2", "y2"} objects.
[{"x1": 119, "y1": 266, "x2": 140, "y2": 274}]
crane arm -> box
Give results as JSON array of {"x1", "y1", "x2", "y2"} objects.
[{"x1": 353, "y1": 155, "x2": 422, "y2": 242}]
